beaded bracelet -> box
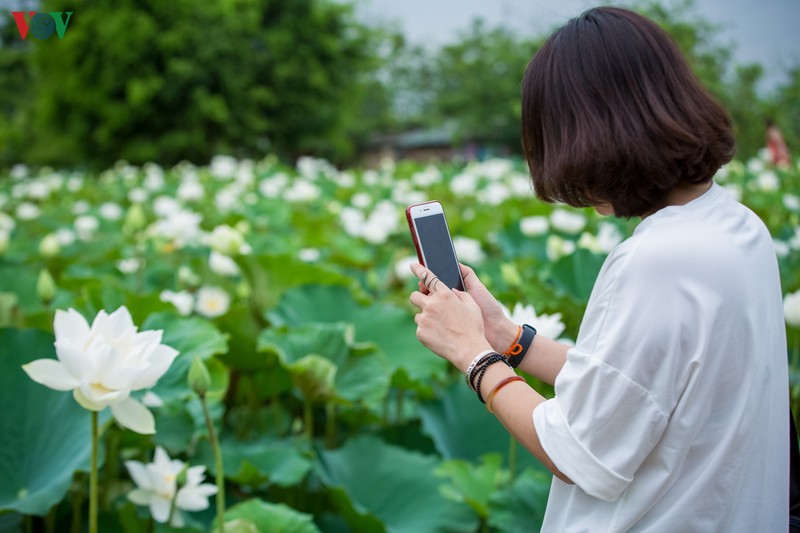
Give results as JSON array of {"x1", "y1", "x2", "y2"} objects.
[
  {"x1": 468, "y1": 352, "x2": 503, "y2": 392},
  {"x1": 466, "y1": 351, "x2": 499, "y2": 390},
  {"x1": 507, "y1": 324, "x2": 537, "y2": 368},
  {"x1": 486, "y1": 375, "x2": 526, "y2": 413},
  {"x1": 464, "y1": 349, "x2": 496, "y2": 387},
  {"x1": 472, "y1": 354, "x2": 512, "y2": 403}
]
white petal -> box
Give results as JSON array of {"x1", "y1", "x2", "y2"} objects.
[
  {"x1": 125, "y1": 460, "x2": 152, "y2": 490},
  {"x1": 105, "y1": 306, "x2": 137, "y2": 338},
  {"x1": 111, "y1": 397, "x2": 155, "y2": 434},
  {"x1": 149, "y1": 495, "x2": 172, "y2": 523},
  {"x1": 73, "y1": 387, "x2": 106, "y2": 411},
  {"x1": 153, "y1": 446, "x2": 171, "y2": 467},
  {"x1": 79, "y1": 382, "x2": 128, "y2": 407},
  {"x1": 101, "y1": 361, "x2": 149, "y2": 391},
  {"x1": 54, "y1": 340, "x2": 92, "y2": 379},
  {"x1": 170, "y1": 510, "x2": 185, "y2": 528},
  {"x1": 176, "y1": 484, "x2": 217, "y2": 511},
  {"x1": 128, "y1": 488, "x2": 152, "y2": 506},
  {"x1": 142, "y1": 391, "x2": 164, "y2": 407},
  {"x1": 53, "y1": 308, "x2": 90, "y2": 344},
  {"x1": 22, "y1": 359, "x2": 80, "y2": 391},
  {"x1": 130, "y1": 344, "x2": 180, "y2": 390}
]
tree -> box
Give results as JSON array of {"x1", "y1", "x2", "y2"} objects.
[
  {"x1": 633, "y1": 0, "x2": 768, "y2": 159},
  {"x1": 6, "y1": 0, "x2": 381, "y2": 168},
  {"x1": 430, "y1": 20, "x2": 541, "y2": 148}
]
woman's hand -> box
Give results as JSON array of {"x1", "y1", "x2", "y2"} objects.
[
  {"x1": 409, "y1": 263, "x2": 493, "y2": 372},
  {"x1": 457, "y1": 263, "x2": 518, "y2": 353}
]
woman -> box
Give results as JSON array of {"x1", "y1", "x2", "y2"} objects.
[{"x1": 409, "y1": 7, "x2": 789, "y2": 531}]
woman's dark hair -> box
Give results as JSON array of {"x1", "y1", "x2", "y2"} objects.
[{"x1": 521, "y1": 7, "x2": 735, "y2": 217}]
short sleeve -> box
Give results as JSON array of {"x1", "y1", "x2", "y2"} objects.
[{"x1": 533, "y1": 348, "x2": 668, "y2": 501}]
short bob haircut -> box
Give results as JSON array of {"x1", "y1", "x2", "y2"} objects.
[{"x1": 521, "y1": 7, "x2": 735, "y2": 218}]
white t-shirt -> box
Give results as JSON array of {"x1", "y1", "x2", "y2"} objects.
[{"x1": 533, "y1": 182, "x2": 790, "y2": 532}]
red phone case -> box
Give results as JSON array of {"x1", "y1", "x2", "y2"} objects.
[{"x1": 405, "y1": 202, "x2": 429, "y2": 267}]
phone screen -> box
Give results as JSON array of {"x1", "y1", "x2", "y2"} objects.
[{"x1": 414, "y1": 213, "x2": 465, "y2": 291}]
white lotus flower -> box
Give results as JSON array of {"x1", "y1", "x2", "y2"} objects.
[
  {"x1": 39, "y1": 233, "x2": 61, "y2": 258},
  {"x1": 208, "y1": 251, "x2": 240, "y2": 277},
  {"x1": 210, "y1": 155, "x2": 238, "y2": 180},
  {"x1": 0, "y1": 211, "x2": 14, "y2": 233},
  {"x1": 99, "y1": 202, "x2": 123, "y2": 221},
  {"x1": 394, "y1": 255, "x2": 417, "y2": 280},
  {"x1": 16, "y1": 202, "x2": 41, "y2": 220},
  {"x1": 578, "y1": 222, "x2": 623, "y2": 254},
  {"x1": 259, "y1": 173, "x2": 289, "y2": 198},
  {"x1": 153, "y1": 196, "x2": 180, "y2": 218},
  {"x1": 520, "y1": 216, "x2": 549, "y2": 237},
  {"x1": 784, "y1": 291, "x2": 800, "y2": 328},
  {"x1": 546, "y1": 234, "x2": 576, "y2": 261},
  {"x1": 784, "y1": 194, "x2": 800, "y2": 212},
  {"x1": 117, "y1": 258, "x2": 142, "y2": 274},
  {"x1": 454, "y1": 236, "x2": 485, "y2": 264},
  {"x1": 128, "y1": 187, "x2": 149, "y2": 204},
  {"x1": 126, "y1": 447, "x2": 217, "y2": 527},
  {"x1": 75, "y1": 215, "x2": 99, "y2": 241},
  {"x1": 160, "y1": 290, "x2": 194, "y2": 316},
  {"x1": 150, "y1": 209, "x2": 202, "y2": 248},
  {"x1": 756, "y1": 171, "x2": 779, "y2": 192},
  {"x1": 550, "y1": 208, "x2": 586, "y2": 234},
  {"x1": 55, "y1": 228, "x2": 76, "y2": 247},
  {"x1": 207, "y1": 225, "x2": 244, "y2": 256},
  {"x1": 144, "y1": 164, "x2": 165, "y2": 191},
  {"x1": 284, "y1": 179, "x2": 321, "y2": 202},
  {"x1": 502, "y1": 302, "x2": 566, "y2": 340},
  {"x1": 22, "y1": 307, "x2": 179, "y2": 434},
  {"x1": 298, "y1": 248, "x2": 321, "y2": 263},
  {"x1": 195, "y1": 286, "x2": 230, "y2": 318},
  {"x1": 177, "y1": 179, "x2": 205, "y2": 201}
]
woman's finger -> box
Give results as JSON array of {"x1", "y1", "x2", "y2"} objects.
[{"x1": 409, "y1": 291, "x2": 427, "y2": 309}]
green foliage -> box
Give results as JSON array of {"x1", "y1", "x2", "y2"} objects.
[
  {"x1": 8, "y1": 0, "x2": 379, "y2": 168},
  {"x1": 0, "y1": 152, "x2": 797, "y2": 530},
  {"x1": 316, "y1": 435, "x2": 478, "y2": 532},
  {"x1": 0, "y1": 328, "x2": 110, "y2": 515},
  {"x1": 431, "y1": 20, "x2": 541, "y2": 146}
]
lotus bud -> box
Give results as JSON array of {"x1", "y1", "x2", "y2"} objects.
[
  {"x1": 36, "y1": 269, "x2": 57, "y2": 303},
  {"x1": 123, "y1": 204, "x2": 147, "y2": 234},
  {"x1": 188, "y1": 357, "x2": 212, "y2": 396},
  {"x1": 39, "y1": 233, "x2": 60, "y2": 258}
]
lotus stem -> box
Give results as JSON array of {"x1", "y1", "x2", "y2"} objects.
[
  {"x1": 200, "y1": 394, "x2": 225, "y2": 533},
  {"x1": 90, "y1": 410, "x2": 98, "y2": 533}
]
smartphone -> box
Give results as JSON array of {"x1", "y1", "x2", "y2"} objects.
[{"x1": 406, "y1": 201, "x2": 465, "y2": 291}]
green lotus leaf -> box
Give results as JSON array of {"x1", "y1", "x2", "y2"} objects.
[
  {"x1": 219, "y1": 498, "x2": 321, "y2": 533},
  {"x1": 195, "y1": 436, "x2": 312, "y2": 488},
  {"x1": 316, "y1": 435, "x2": 477, "y2": 533},
  {"x1": 142, "y1": 313, "x2": 229, "y2": 402},
  {"x1": 258, "y1": 322, "x2": 390, "y2": 406},
  {"x1": 435, "y1": 453, "x2": 506, "y2": 517},
  {"x1": 487, "y1": 469, "x2": 552, "y2": 532},
  {"x1": 417, "y1": 380, "x2": 543, "y2": 474},
  {"x1": 549, "y1": 248, "x2": 605, "y2": 303},
  {"x1": 235, "y1": 253, "x2": 358, "y2": 313},
  {"x1": 268, "y1": 285, "x2": 447, "y2": 385},
  {"x1": 0, "y1": 328, "x2": 109, "y2": 515},
  {"x1": 290, "y1": 354, "x2": 338, "y2": 401}
]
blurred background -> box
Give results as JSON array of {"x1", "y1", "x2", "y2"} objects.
[
  {"x1": 1, "y1": 0, "x2": 798, "y2": 171},
  {"x1": 1, "y1": 2, "x2": 799, "y2": 532}
]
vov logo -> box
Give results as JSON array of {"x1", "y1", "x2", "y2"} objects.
[{"x1": 11, "y1": 11, "x2": 73, "y2": 40}]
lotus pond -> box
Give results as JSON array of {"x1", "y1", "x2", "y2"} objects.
[{"x1": 1, "y1": 154, "x2": 798, "y2": 532}]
